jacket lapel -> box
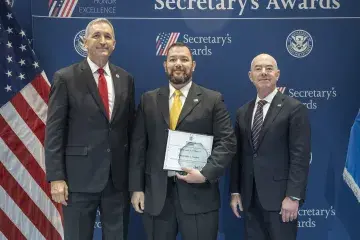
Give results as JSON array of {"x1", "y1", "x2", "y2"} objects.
[
  {"x1": 109, "y1": 64, "x2": 123, "y2": 123},
  {"x1": 157, "y1": 86, "x2": 170, "y2": 127},
  {"x1": 177, "y1": 82, "x2": 202, "y2": 127},
  {"x1": 80, "y1": 60, "x2": 108, "y2": 120},
  {"x1": 256, "y1": 92, "x2": 285, "y2": 149}
]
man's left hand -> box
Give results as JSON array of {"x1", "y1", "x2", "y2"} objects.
[
  {"x1": 176, "y1": 167, "x2": 206, "y2": 183},
  {"x1": 280, "y1": 197, "x2": 299, "y2": 222}
]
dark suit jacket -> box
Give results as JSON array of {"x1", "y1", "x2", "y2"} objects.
[
  {"x1": 129, "y1": 82, "x2": 236, "y2": 216},
  {"x1": 230, "y1": 91, "x2": 311, "y2": 211},
  {"x1": 45, "y1": 59, "x2": 135, "y2": 193}
]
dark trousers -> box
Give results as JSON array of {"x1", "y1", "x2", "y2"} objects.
[
  {"x1": 62, "y1": 177, "x2": 130, "y2": 240},
  {"x1": 142, "y1": 178, "x2": 219, "y2": 240},
  {"x1": 244, "y1": 179, "x2": 297, "y2": 240}
]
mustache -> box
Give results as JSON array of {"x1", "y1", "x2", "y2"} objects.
[{"x1": 171, "y1": 67, "x2": 185, "y2": 72}]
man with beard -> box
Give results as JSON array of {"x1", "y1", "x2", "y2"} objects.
[{"x1": 129, "y1": 42, "x2": 236, "y2": 240}]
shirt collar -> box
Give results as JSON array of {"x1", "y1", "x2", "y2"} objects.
[
  {"x1": 255, "y1": 88, "x2": 278, "y2": 105},
  {"x1": 87, "y1": 57, "x2": 111, "y2": 76},
  {"x1": 169, "y1": 81, "x2": 192, "y2": 99}
]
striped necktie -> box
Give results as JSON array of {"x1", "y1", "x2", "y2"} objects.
[{"x1": 252, "y1": 100, "x2": 267, "y2": 150}]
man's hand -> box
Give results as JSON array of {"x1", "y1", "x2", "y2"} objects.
[
  {"x1": 280, "y1": 197, "x2": 299, "y2": 222},
  {"x1": 176, "y1": 167, "x2": 206, "y2": 183},
  {"x1": 230, "y1": 194, "x2": 243, "y2": 218},
  {"x1": 50, "y1": 180, "x2": 68, "y2": 206},
  {"x1": 131, "y1": 191, "x2": 145, "y2": 213}
]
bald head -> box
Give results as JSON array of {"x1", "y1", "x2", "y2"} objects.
[
  {"x1": 248, "y1": 53, "x2": 280, "y2": 98},
  {"x1": 250, "y1": 54, "x2": 278, "y2": 70}
]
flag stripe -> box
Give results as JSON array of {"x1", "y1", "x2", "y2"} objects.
[
  {"x1": 41, "y1": 71, "x2": 51, "y2": 86},
  {"x1": 159, "y1": 45, "x2": 164, "y2": 56},
  {"x1": 165, "y1": 33, "x2": 178, "y2": 55},
  {"x1": 164, "y1": 33, "x2": 180, "y2": 55},
  {"x1": 0, "y1": 116, "x2": 53, "y2": 202},
  {"x1": 65, "y1": 0, "x2": 74, "y2": 17},
  {"x1": 0, "y1": 116, "x2": 64, "y2": 226},
  {"x1": 156, "y1": 33, "x2": 163, "y2": 55},
  {"x1": 0, "y1": 138, "x2": 64, "y2": 238},
  {"x1": 156, "y1": 40, "x2": 161, "y2": 50},
  {"x1": 21, "y1": 83, "x2": 48, "y2": 124},
  {"x1": 0, "y1": 231, "x2": 8, "y2": 240},
  {"x1": 163, "y1": 33, "x2": 175, "y2": 55},
  {"x1": 0, "y1": 163, "x2": 62, "y2": 240},
  {"x1": 0, "y1": 209, "x2": 26, "y2": 240},
  {"x1": 11, "y1": 93, "x2": 46, "y2": 143},
  {"x1": 53, "y1": 6, "x2": 60, "y2": 17},
  {"x1": 1, "y1": 102, "x2": 45, "y2": 170},
  {"x1": 0, "y1": 186, "x2": 45, "y2": 240},
  {"x1": 70, "y1": 0, "x2": 79, "y2": 17},
  {"x1": 64, "y1": 0, "x2": 73, "y2": 17},
  {"x1": 49, "y1": 1, "x2": 57, "y2": 16},
  {"x1": 31, "y1": 74, "x2": 51, "y2": 103},
  {"x1": 62, "y1": 0, "x2": 73, "y2": 17},
  {"x1": 59, "y1": 0, "x2": 69, "y2": 17},
  {"x1": 65, "y1": 0, "x2": 77, "y2": 17},
  {"x1": 0, "y1": 182, "x2": 47, "y2": 240}
]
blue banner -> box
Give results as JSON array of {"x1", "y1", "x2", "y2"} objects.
[{"x1": 27, "y1": 0, "x2": 360, "y2": 239}]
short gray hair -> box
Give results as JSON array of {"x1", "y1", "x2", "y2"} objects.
[{"x1": 84, "y1": 18, "x2": 115, "y2": 39}]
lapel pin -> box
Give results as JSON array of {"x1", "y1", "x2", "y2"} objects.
[
  {"x1": 277, "y1": 104, "x2": 282, "y2": 107},
  {"x1": 193, "y1": 99, "x2": 199, "y2": 103},
  {"x1": 116, "y1": 74, "x2": 120, "y2": 78}
]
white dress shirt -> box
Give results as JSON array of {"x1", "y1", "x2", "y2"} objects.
[
  {"x1": 167, "y1": 81, "x2": 192, "y2": 176},
  {"x1": 168, "y1": 81, "x2": 192, "y2": 111},
  {"x1": 251, "y1": 88, "x2": 278, "y2": 127},
  {"x1": 87, "y1": 57, "x2": 115, "y2": 119}
]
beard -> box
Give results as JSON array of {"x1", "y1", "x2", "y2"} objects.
[{"x1": 166, "y1": 67, "x2": 192, "y2": 85}]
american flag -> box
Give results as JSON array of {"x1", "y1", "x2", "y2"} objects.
[
  {"x1": 48, "y1": 0, "x2": 78, "y2": 17},
  {"x1": 277, "y1": 87, "x2": 287, "y2": 94},
  {"x1": 156, "y1": 32, "x2": 180, "y2": 56},
  {"x1": 0, "y1": 1, "x2": 64, "y2": 239}
]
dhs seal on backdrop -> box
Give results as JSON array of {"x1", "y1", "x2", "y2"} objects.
[
  {"x1": 286, "y1": 30, "x2": 313, "y2": 58},
  {"x1": 74, "y1": 30, "x2": 87, "y2": 57}
]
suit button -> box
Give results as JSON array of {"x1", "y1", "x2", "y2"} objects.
[
  {"x1": 107, "y1": 148, "x2": 111, "y2": 152},
  {"x1": 109, "y1": 127, "x2": 112, "y2": 131},
  {"x1": 254, "y1": 153, "x2": 257, "y2": 158}
]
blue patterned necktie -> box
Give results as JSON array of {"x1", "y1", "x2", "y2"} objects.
[{"x1": 252, "y1": 100, "x2": 267, "y2": 150}]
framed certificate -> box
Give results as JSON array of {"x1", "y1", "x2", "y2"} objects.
[{"x1": 163, "y1": 130, "x2": 214, "y2": 171}]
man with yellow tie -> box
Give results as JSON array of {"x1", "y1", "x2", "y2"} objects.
[{"x1": 129, "y1": 42, "x2": 236, "y2": 240}]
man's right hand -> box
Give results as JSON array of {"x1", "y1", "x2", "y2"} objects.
[
  {"x1": 131, "y1": 191, "x2": 145, "y2": 213},
  {"x1": 50, "y1": 180, "x2": 68, "y2": 206},
  {"x1": 230, "y1": 194, "x2": 243, "y2": 218}
]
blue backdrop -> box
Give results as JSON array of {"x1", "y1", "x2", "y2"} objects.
[{"x1": 9, "y1": 0, "x2": 360, "y2": 239}]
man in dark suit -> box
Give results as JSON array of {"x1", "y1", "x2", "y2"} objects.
[
  {"x1": 45, "y1": 18, "x2": 134, "y2": 240},
  {"x1": 129, "y1": 42, "x2": 236, "y2": 240},
  {"x1": 230, "y1": 53, "x2": 311, "y2": 240}
]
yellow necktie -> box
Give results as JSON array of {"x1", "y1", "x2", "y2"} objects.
[{"x1": 169, "y1": 90, "x2": 182, "y2": 130}]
